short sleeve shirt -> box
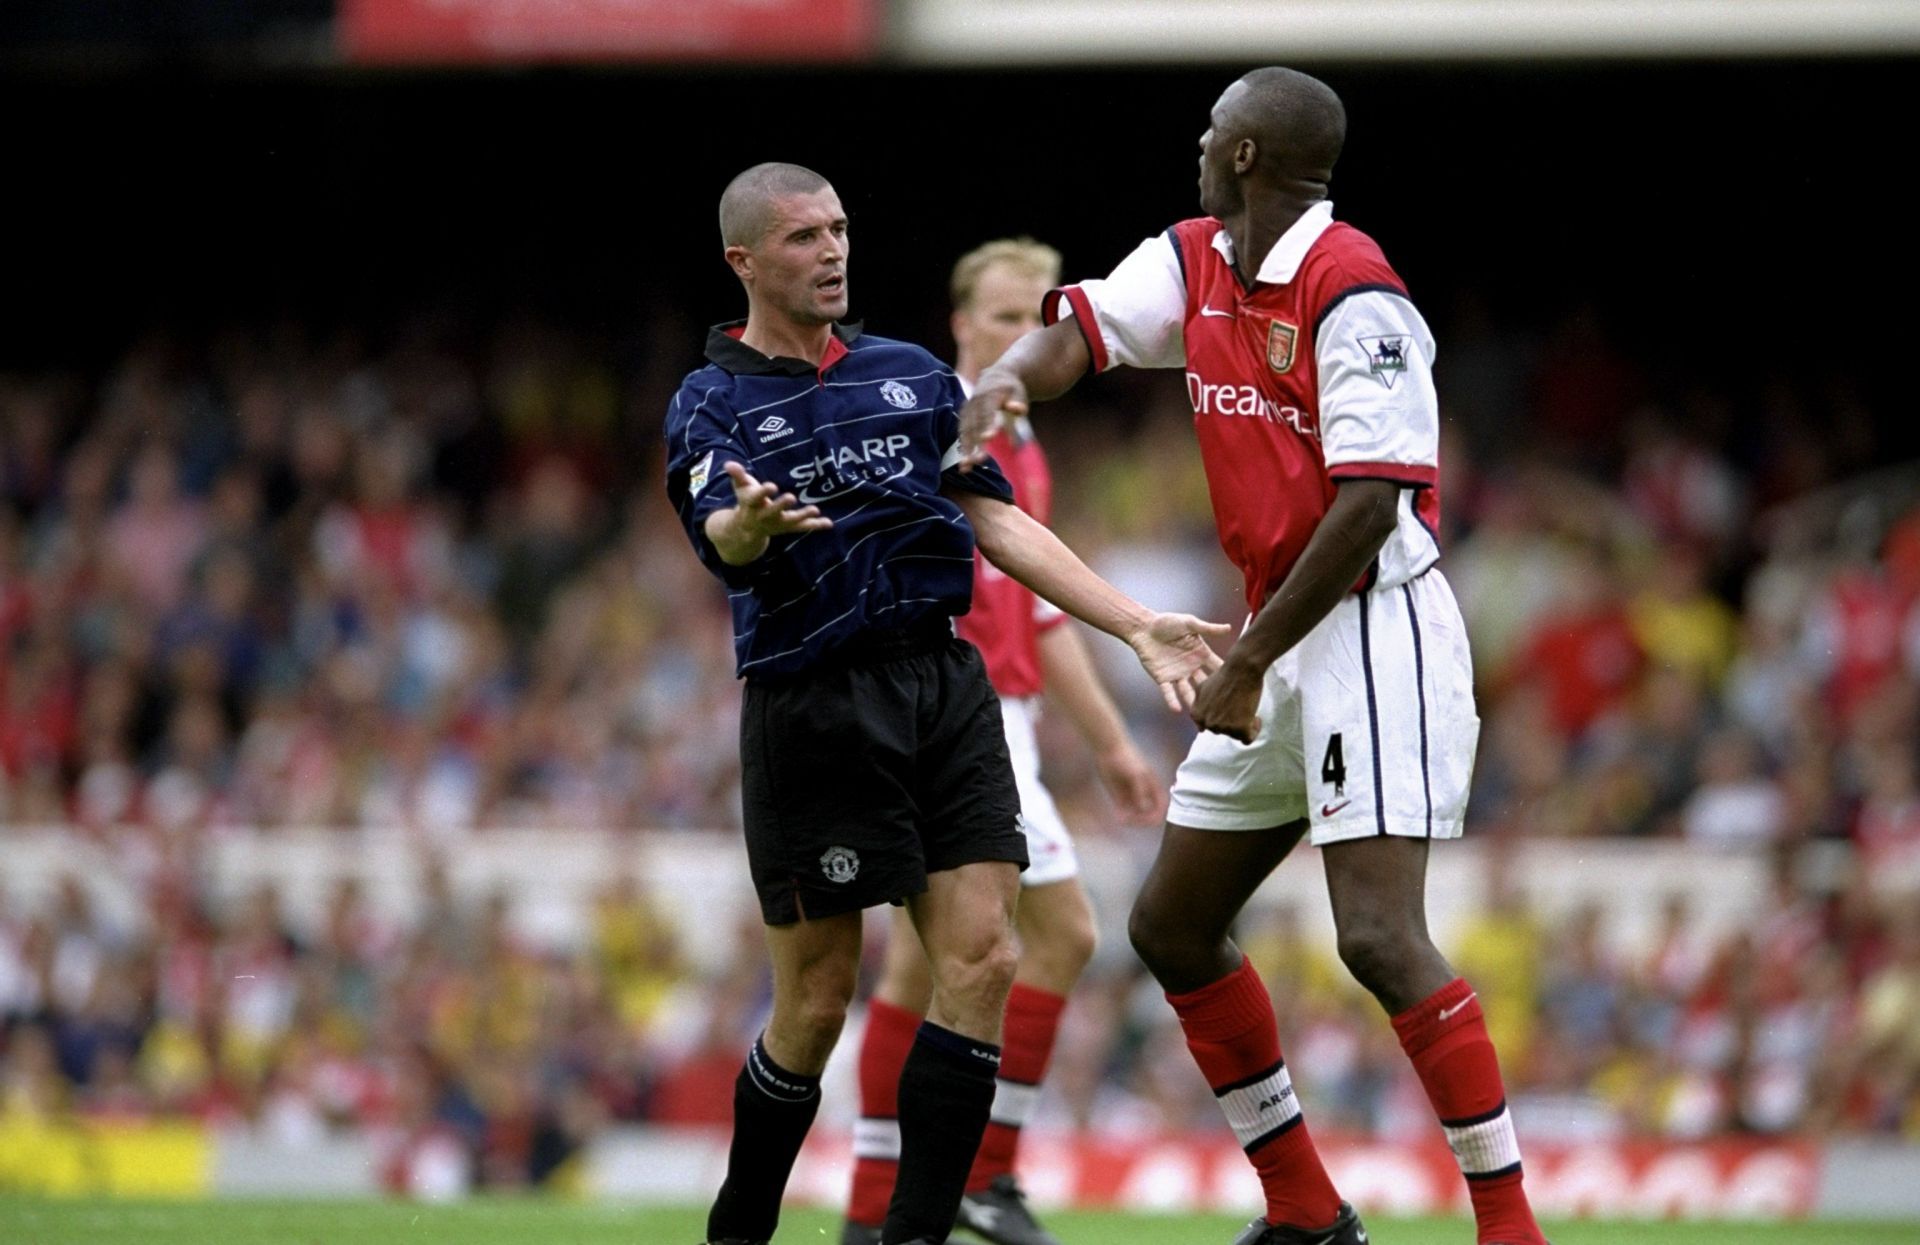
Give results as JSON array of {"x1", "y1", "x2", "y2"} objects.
[
  {"x1": 665, "y1": 323, "x2": 1014, "y2": 677},
  {"x1": 1046, "y1": 201, "x2": 1442, "y2": 610}
]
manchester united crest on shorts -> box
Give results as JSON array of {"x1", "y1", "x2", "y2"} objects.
[
  {"x1": 819, "y1": 846, "x2": 860, "y2": 883},
  {"x1": 1267, "y1": 320, "x2": 1298, "y2": 373}
]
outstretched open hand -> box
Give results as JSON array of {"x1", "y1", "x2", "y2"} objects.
[
  {"x1": 724, "y1": 461, "x2": 832, "y2": 538},
  {"x1": 1126, "y1": 612, "x2": 1232, "y2": 713}
]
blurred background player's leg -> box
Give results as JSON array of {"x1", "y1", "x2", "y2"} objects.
[{"x1": 845, "y1": 878, "x2": 1093, "y2": 1245}]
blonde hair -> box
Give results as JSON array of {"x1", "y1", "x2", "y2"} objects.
[{"x1": 949, "y1": 237, "x2": 1062, "y2": 311}]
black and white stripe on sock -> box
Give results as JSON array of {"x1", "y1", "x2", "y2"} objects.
[
  {"x1": 1214, "y1": 1059, "x2": 1304, "y2": 1152},
  {"x1": 852, "y1": 1116, "x2": 901, "y2": 1161},
  {"x1": 1442, "y1": 1100, "x2": 1523, "y2": 1181},
  {"x1": 987, "y1": 1078, "x2": 1041, "y2": 1129}
]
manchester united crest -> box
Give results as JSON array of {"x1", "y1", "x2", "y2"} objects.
[
  {"x1": 820, "y1": 846, "x2": 860, "y2": 883},
  {"x1": 1267, "y1": 320, "x2": 1298, "y2": 373}
]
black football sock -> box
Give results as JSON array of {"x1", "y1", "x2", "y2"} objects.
[
  {"x1": 882, "y1": 1021, "x2": 1002, "y2": 1244},
  {"x1": 705, "y1": 1033, "x2": 822, "y2": 1243}
]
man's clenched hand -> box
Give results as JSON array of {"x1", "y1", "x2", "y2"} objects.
[{"x1": 954, "y1": 377, "x2": 1028, "y2": 471}]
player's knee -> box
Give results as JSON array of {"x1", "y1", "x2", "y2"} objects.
[
  {"x1": 790, "y1": 958, "x2": 859, "y2": 1038},
  {"x1": 1127, "y1": 891, "x2": 1182, "y2": 977},
  {"x1": 937, "y1": 929, "x2": 1019, "y2": 1008},
  {"x1": 877, "y1": 933, "x2": 934, "y2": 1011},
  {"x1": 1056, "y1": 908, "x2": 1099, "y2": 977},
  {"x1": 1335, "y1": 919, "x2": 1415, "y2": 998}
]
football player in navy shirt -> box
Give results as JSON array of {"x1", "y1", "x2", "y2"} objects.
[{"x1": 667, "y1": 162, "x2": 1228, "y2": 1245}]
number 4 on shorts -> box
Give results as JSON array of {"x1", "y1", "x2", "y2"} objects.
[{"x1": 1321, "y1": 733, "x2": 1346, "y2": 797}]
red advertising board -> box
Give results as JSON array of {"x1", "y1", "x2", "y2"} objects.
[
  {"x1": 339, "y1": 0, "x2": 879, "y2": 64},
  {"x1": 779, "y1": 1134, "x2": 1822, "y2": 1220}
]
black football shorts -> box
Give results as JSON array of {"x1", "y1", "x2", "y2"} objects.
[{"x1": 738, "y1": 621, "x2": 1028, "y2": 925}]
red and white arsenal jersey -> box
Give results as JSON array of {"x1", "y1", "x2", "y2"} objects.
[
  {"x1": 957, "y1": 415, "x2": 1066, "y2": 698},
  {"x1": 1046, "y1": 201, "x2": 1441, "y2": 611}
]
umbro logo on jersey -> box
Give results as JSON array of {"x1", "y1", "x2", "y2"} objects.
[
  {"x1": 879, "y1": 380, "x2": 918, "y2": 409},
  {"x1": 1200, "y1": 304, "x2": 1235, "y2": 318},
  {"x1": 1361, "y1": 334, "x2": 1411, "y2": 389},
  {"x1": 757, "y1": 414, "x2": 796, "y2": 442}
]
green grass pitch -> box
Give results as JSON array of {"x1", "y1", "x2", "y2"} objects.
[{"x1": 2, "y1": 1200, "x2": 1916, "y2": 1245}]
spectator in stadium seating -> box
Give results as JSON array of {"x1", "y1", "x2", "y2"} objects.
[
  {"x1": 1508, "y1": 542, "x2": 1644, "y2": 742},
  {"x1": 106, "y1": 445, "x2": 207, "y2": 614},
  {"x1": 1853, "y1": 743, "x2": 1920, "y2": 895},
  {"x1": 1681, "y1": 728, "x2": 1786, "y2": 849},
  {"x1": 1629, "y1": 543, "x2": 1740, "y2": 689}
]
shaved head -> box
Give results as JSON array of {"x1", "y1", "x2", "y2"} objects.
[
  {"x1": 1225, "y1": 67, "x2": 1346, "y2": 187},
  {"x1": 719, "y1": 162, "x2": 833, "y2": 247}
]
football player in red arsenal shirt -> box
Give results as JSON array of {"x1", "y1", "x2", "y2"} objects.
[
  {"x1": 842, "y1": 239, "x2": 1168, "y2": 1245},
  {"x1": 958, "y1": 70, "x2": 1548, "y2": 1245}
]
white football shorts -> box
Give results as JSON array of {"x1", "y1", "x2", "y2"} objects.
[
  {"x1": 1001, "y1": 695, "x2": 1080, "y2": 886},
  {"x1": 1168, "y1": 570, "x2": 1479, "y2": 846}
]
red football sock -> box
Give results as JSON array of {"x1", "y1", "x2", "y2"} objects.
[
  {"x1": 965, "y1": 982, "x2": 1067, "y2": 1193},
  {"x1": 847, "y1": 996, "x2": 921, "y2": 1228},
  {"x1": 1392, "y1": 978, "x2": 1544, "y2": 1245},
  {"x1": 1167, "y1": 956, "x2": 1342, "y2": 1230}
]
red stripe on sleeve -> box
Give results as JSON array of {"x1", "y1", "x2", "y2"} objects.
[
  {"x1": 1327, "y1": 461, "x2": 1438, "y2": 487},
  {"x1": 1043, "y1": 286, "x2": 1109, "y2": 374}
]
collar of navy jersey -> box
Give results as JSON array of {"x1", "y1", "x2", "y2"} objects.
[
  {"x1": 1210, "y1": 199, "x2": 1336, "y2": 285},
  {"x1": 703, "y1": 319, "x2": 864, "y2": 376}
]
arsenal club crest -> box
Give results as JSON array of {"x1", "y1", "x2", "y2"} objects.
[{"x1": 1267, "y1": 320, "x2": 1298, "y2": 373}]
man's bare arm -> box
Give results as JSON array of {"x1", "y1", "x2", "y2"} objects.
[
  {"x1": 1190, "y1": 479, "x2": 1403, "y2": 741},
  {"x1": 1037, "y1": 622, "x2": 1168, "y2": 823},
  {"x1": 952, "y1": 491, "x2": 1228, "y2": 711}
]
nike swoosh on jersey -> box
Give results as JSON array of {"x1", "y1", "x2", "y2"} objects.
[
  {"x1": 1320, "y1": 799, "x2": 1352, "y2": 818},
  {"x1": 1199, "y1": 305, "x2": 1235, "y2": 318}
]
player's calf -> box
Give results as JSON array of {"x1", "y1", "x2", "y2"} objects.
[{"x1": 1392, "y1": 979, "x2": 1547, "y2": 1245}]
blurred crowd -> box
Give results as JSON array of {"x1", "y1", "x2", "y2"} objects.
[{"x1": 3, "y1": 301, "x2": 1920, "y2": 1183}]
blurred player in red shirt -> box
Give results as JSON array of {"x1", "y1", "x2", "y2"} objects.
[
  {"x1": 842, "y1": 239, "x2": 1166, "y2": 1245},
  {"x1": 958, "y1": 69, "x2": 1548, "y2": 1245}
]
